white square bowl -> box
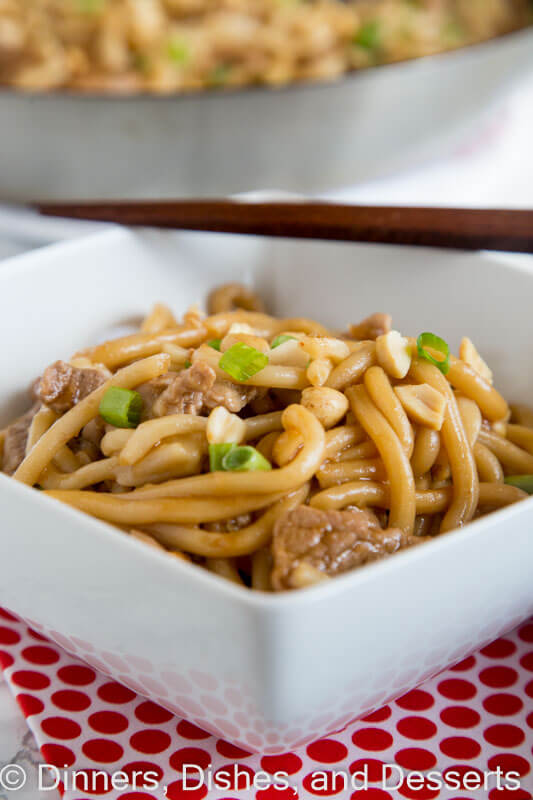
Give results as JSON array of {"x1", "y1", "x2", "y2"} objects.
[{"x1": 1, "y1": 229, "x2": 532, "y2": 753}]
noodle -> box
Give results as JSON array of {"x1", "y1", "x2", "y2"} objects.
[
  {"x1": 138, "y1": 486, "x2": 308, "y2": 557},
  {"x1": 411, "y1": 427, "x2": 440, "y2": 477},
  {"x1": 506, "y1": 424, "x2": 533, "y2": 456},
  {"x1": 317, "y1": 458, "x2": 385, "y2": 489},
  {"x1": 141, "y1": 304, "x2": 177, "y2": 334},
  {"x1": 2, "y1": 284, "x2": 531, "y2": 591},
  {"x1": 409, "y1": 360, "x2": 479, "y2": 532},
  {"x1": 82, "y1": 328, "x2": 206, "y2": 370},
  {"x1": 447, "y1": 357, "x2": 508, "y2": 421},
  {"x1": 474, "y1": 443, "x2": 504, "y2": 484},
  {"x1": 206, "y1": 558, "x2": 244, "y2": 585},
  {"x1": 44, "y1": 489, "x2": 290, "y2": 525},
  {"x1": 478, "y1": 429, "x2": 533, "y2": 474},
  {"x1": 326, "y1": 343, "x2": 376, "y2": 391},
  {"x1": 347, "y1": 385, "x2": 416, "y2": 534},
  {"x1": 364, "y1": 366, "x2": 414, "y2": 457}
]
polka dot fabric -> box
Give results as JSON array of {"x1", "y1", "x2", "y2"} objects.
[{"x1": 0, "y1": 609, "x2": 531, "y2": 800}]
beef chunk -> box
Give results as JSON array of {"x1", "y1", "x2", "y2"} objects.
[
  {"x1": 37, "y1": 360, "x2": 106, "y2": 414},
  {"x1": 271, "y1": 505, "x2": 425, "y2": 590},
  {"x1": 147, "y1": 362, "x2": 258, "y2": 417},
  {"x1": 2, "y1": 405, "x2": 38, "y2": 475},
  {"x1": 153, "y1": 362, "x2": 217, "y2": 416},
  {"x1": 349, "y1": 312, "x2": 392, "y2": 341},
  {"x1": 203, "y1": 380, "x2": 258, "y2": 413}
]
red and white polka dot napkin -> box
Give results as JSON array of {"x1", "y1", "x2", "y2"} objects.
[{"x1": 0, "y1": 608, "x2": 531, "y2": 800}]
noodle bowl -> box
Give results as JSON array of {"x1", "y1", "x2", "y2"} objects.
[{"x1": 2, "y1": 283, "x2": 531, "y2": 591}]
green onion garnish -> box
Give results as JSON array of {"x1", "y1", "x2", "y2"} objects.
[
  {"x1": 271, "y1": 334, "x2": 296, "y2": 349},
  {"x1": 209, "y1": 64, "x2": 232, "y2": 86},
  {"x1": 222, "y1": 446, "x2": 272, "y2": 472},
  {"x1": 353, "y1": 20, "x2": 381, "y2": 50},
  {"x1": 167, "y1": 38, "x2": 190, "y2": 65},
  {"x1": 209, "y1": 443, "x2": 236, "y2": 472},
  {"x1": 184, "y1": 360, "x2": 192, "y2": 368},
  {"x1": 77, "y1": 0, "x2": 104, "y2": 13},
  {"x1": 99, "y1": 387, "x2": 143, "y2": 428},
  {"x1": 218, "y1": 343, "x2": 268, "y2": 382},
  {"x1": 504, "y1": 475, "x2": 533, "y2": 495},
  {"x1": 417, "y1": 332, "x2": 450, "y2": 375},
  {"x1": 208, "y1": 339, "x2": 222, "y2": 351}
]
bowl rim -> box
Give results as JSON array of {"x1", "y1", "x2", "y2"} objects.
[
  {"x1": 1, "y1": 227, "x2": 533, "y2": 610},
  {"x1": 0, "y1": 25, "x2": 531, "y2": 104}
]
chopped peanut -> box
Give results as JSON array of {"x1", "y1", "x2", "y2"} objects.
[
  {"x1": 206, "y1": 406, "x2": 247, "y2": 444},
  {"x1": 375, "y1": 330, "x2": 411, "y2": 379},
  {"x1": 459, "y1": 337, "x2": 493, "y2": 384},
  {"x1": 350, "y1": 312, "x2": 391, "y2": 340},
  {"x1": 299, "y1": 336, "x2": 350, "y2": 364},
  {"x1": 183, "y1": 304, "x2": 205, "y2": 329},
  {"x1": 307, "y1": 358, "x2": 333, "y2": 386},
  {"x1": 301, "y1": 386, "x2": 349, "y2": 429},
  {"x1": 288, "y1": 563, "x2": 330, "y2": 589},
  {"x1": 395, "y1": 384, "x2": 447, "y2": 431},
  {"x1": 228, "y1": 322, "x2": 256, "y2": 335},
  {"x1": 268, "y1": 338, "x2": 309, "y2": 368}
]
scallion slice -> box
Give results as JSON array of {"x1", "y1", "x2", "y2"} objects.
[
  {"x1": 417, "y1": 332, "x2": 450, "y2": 375},
  {"x1": 221, "y1": 445, "x2": 272, "y2": 472},
  {"x1": 353, "y1": 20, "x2": 381, "y2": 50},
  {"x1": 208, "y1": 338, "x2": 222, "y2": 351},
  {"x1": 218, "y1": 342, "x2": 268, "y2": 382},
  {"x1": 271, "y1": 334, "x2": 296, "y2": 349},
  {"x1": 504, "y1": 475, "x2": 533, "y2": 495},
  {"x1": 99, "y1": 387, "x2": 143, "y2": 428},
  {"x1": 209, "y1": 443, "x2": 236, "y2": 472}
]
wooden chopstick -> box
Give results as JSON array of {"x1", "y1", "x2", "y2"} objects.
[{"x1": 34, "y1": 200, "x2": 533, "y2": 253}]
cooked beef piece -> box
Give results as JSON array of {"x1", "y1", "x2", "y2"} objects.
[
  {"x1": 153, "y1": 362, "x2": 217, "y2": 416},
  {"x1": 2, "y1": 405, "x2": 38, "y2": 475},
  {"x1": 249, "y1": 389, "x2": 279, "y2": 415},
  {"x1": 271, "y1": 505, "x2": 426, "y2": 590},
  {"x1": 145, "y1": 362, "x2": 258, "y2": 417},
  {"x1": 349, "y1": 312, "x2": 392, "y2": 341},
  {"x1": 136, "y1": 372, "x2": 179, "y2": 420},
  {"x1": 37, "y1": 360, "x2": 106, "y2": 414},
  {"x1": 203, "y1": 380, "x2": 258, "y2": 413}
]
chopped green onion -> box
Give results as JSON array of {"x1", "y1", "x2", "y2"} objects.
[
  {"x1": 209, "y1": 443, "x2": 236, "y2": 472},
  {"x1": 208, "y1": 338, "x2": 222, "y2": 351},
  {"x1": 99, "y1": 387, "x2": 143, "y2": 428},
  {"x1": 417, "y1": 332, "x2": 450, "y2": 375},
  {"x1": 271, "y1": 334, "x2": 296, "y2": 349},
  {"x1": 209, "y1": 64, "x2": 232, "y2": 87},
  {"x1": 222, "y1": 445, "x2": 272, "y2": 472},
  {"x1": 167, "y1": 37, "x2": 190, "y2": 65},
  {"x1": 353, "y1": 20, "x2": 381, "y2": 50},
  {"x1": 184, "y1": 360, "x2": 192, "y2": 368},
  {"x1": 504, "y1": 475, "x2": 533, "y2": 495},
  {"x1": 77, "y1": 0, "x2": 104, "y2": 13},
  {"x1": 219, "y1": 342, "x2": 268, "y2": 382}
]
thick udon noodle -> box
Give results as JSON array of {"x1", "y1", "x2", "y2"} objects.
[{"x1": 2, "y1": 284, "x2": 531, "y2": 591}]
